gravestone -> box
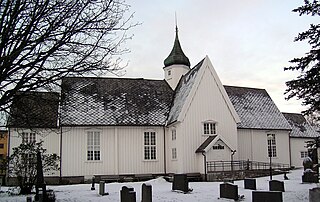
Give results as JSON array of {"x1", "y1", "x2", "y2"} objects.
[
  {"x1": 219, "y1": 182, "x2": 238, "y2": 200},
  {"x1": 120, "y1": 186, "x2": 136, "y2": 202},
  {"x1": 252, "y1": 191, "x2": 283, "y2": 202},
  {"x1": 269, "y1": 180, "x2": 285, "y2": 192},
  {"x1": 302, "y1": 170, "x2": 319, "y2": 183},
  {"x1": 142, "y1": 183, "x2": 152, "y2": 202},
  {"x1": 35, "y1": 151, "x2": 46, "y2": 202},
  {"x1": 172, "y1": 174, "x2": 189, "y2": 193},
  {"x1": 99, "y1": 181, "x2": 109, "y2": 196},
  {"x1": 26, "y1": 196, "x2": 33, "y2": 202},
  {"x1": 91, "y1": 177, "x2": 95, "y2": 190},
  {"x1": 309, "y1": 187, "x2": 320, "y2": 202},
  {"x1": 244, "y1": 178, "x2": 256, "y2": 190}
]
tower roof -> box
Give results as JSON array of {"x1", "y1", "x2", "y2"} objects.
[{"x1": 164, "y1": 27, "x2": 190, "y2": 67}]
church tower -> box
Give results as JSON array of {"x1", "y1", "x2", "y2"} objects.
[{"x1": 164, "y1": 26, "x2": 190, "y2": 90}]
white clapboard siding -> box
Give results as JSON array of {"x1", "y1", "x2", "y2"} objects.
[
  {"x1": 61, "y1": 126, "x2": 165, "y2": 178},
  {"x1": 178, "y1": 64, "x2": 238, "y2": 174},
  {"x1": 9, "y1": 128, "x2": 60, "y2": 176},
  {"x1": 117, "y1": 126, "x2": 164, "y2": 175},
  {"x1": 290, "y1": 137, "x2": 311, "y2": 168},
  {"x1": 238, "y1": 129, "x2": 290, "y2": 164}
]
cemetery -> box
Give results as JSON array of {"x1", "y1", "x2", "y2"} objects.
[{"x1": 0, "y1": 168, "x2": 319, "y2": 202}]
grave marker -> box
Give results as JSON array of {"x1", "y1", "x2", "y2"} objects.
[
  {"x1": 244, "y1": 178, "x2": 256, "y2": 190},
  {"x1": 269, "y1": 180, "x2": 285, "y2": 192},
  {"x1": 252, "y1": 191, "x2": 283, "y2": 202},
  {"x1": 172, "y1": 174, "x2": 190, "y2": 193},
  {"x1": 120, "y1": 186, "x2": 136, "y2": 202},
  {"x1": 219, "y1": 182, "x2": 238, "y2": 200},
  {"x1": 99, "y1": 181, "x2": 109, "y2": 196},
  {"x1": 142, "y1": 183, "x2": 152, "y2": 202}
]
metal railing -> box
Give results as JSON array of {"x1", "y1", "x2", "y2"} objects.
[{"x1": 206, "y1": 160, "x2": 290, "y2": 173}]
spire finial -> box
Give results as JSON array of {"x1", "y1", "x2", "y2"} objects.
[{"x1": 175, "y1": 12, "x2": 178, "y2": 33}]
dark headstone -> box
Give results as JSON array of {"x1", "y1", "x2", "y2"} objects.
[
  {"x1": 172, "y1": 174, "x2": 189, "y2": 193},
  {"x1": 303, "y1": 157, "x2": 313, "y2": 170},
  {"x1": 35, "y1": 152, "x2": 46, "y2": 202},
  {"x1": 219, "y1": 183, "x2": 238, "y2": 200},
  {"x1": 252, "y1": 191, "x2": 283, "y2": 202},
  {"x1": 120, "y1": 186, "x2": 136, "y2": 202},
  {"x1": 302, "y1": 171, "x2": 319, "y2": 183},
  {"x1": 26, "y1": 196, "x2": 32, "y2": 202},
  {"x1": 91, "y1": 177, "x2": 95, "y2": 190},
  {"x1": 309, "y1": 187, "x2": 320, "y2": 202},
  {"x1": 269, "y1": 180, "x2": 285, "y2": 192},
  {"x1": 244, "y1": 178, "x2": 256, "y2": 190},
  {"x1": 142, "y1": 183, "x2": 152, "y2": 202},
  {"x1": 99, "y1": 181, "x2": 109, "y2": 196}
]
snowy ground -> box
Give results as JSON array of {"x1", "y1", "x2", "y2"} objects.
[{"x1": 0, "y1": 169, "x2": 319, "y2": 202}]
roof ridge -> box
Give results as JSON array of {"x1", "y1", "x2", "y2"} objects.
[
  {"x1": 223, "y1": 85, "x2": 266, "y2": 91},
  {"x1": 63, "y1": 76, "x2": 165, "y2": 82}
]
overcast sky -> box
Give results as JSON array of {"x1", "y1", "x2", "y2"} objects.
[{"x1": 116, "y1": 0, "x2": 317, "y2": 114}]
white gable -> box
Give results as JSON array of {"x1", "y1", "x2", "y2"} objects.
[{"x1": 177, "y1": 56, "x2": 240, "y2": 123}]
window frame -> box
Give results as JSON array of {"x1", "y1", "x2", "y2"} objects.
[
  {"x1": 300, "y1": 151, "x2": 308, "y2": 159},
  {"x1": 87, "y1": 131, "x2": 101, "y2": 161},
  {"x1": 21, "y1": 132, "x2": 36, "y2": 144},
  {"x1": 267, "y1": 134, "x2": 277, "y2": 158},
  {"x1": 144, "y1": 131, "x2": 157, "y2": 160},
  {"x1": 172, "y1": 148, "x2": 177, "y2": 160},
  {"x1": 172, "y1": 128, "x2": 176, "y2": 141},
  {"x1": 203, "y1": 121, "x2": 217, "y2": 135}
]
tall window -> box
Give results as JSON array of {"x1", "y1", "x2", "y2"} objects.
[
  {"x1": 144, "y1": 131, "x2": 156, "y2": 160},
  {"x1": 267, "y1": 134, "x2": 277, "y2": 157},
  {"x1": 87, "y1": 131, "x2": 100, "y2": 161},
  {"x1": 172, "y1": 148, "x2": 177, "y2": 159},
  {"x1": 203, "y1": 122, "x2": 216, "y2": 135},
  {"x1": 21, "y1": 132, "x2": 36, "y2": 144},
  {"x1": 172, "y1": 129, "x2": 176, "y2": 140}
]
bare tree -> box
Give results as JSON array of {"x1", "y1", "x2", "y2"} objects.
[{"x1": 0, "y1": 0, "x2": 136, "y2": 114}]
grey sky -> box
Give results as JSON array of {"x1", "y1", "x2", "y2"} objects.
[{"x1": 117, "y1": 0, "x2": 317, "y2": 114}]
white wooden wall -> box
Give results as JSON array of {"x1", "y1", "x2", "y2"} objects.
[
  {"x1": 176, "y1": 65, "x2": 238, "y2": 174},
  {"x1": 9, "y1": 128, "x2": 60, "y2": 176},
  {"x1": 61, "y1": 126, "x2": 165, "y2": 179},
  {"x1": 290, "y1": 137, "x2": 311, "y2": 168},
  {"x1": 237, "y1": 129, "x2": 291, "y2": 165}
]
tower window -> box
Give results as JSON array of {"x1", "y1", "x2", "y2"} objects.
[{"x1": 168, "y1": 70, "x2": 171, "y2": 76}]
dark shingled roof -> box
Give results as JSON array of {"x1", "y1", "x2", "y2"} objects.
[
  {"x1": 282, "y1": 113, "x2": 319, "y2": 138},
  {"x1": 224, "y1": 86, "x2": 291, "y2": 130},
  {"x1": 8, "y1": 92, "x2": 59, "y2": 128},
  {"x1": 195, "y1": 135, "x2": 217, "y2": 153},
  {"x1": 60, "y1": 77, "x2": 174, "y2": 126},
  {"x1": 167, "y1": 59, "x2": 204, "y2": 124}
]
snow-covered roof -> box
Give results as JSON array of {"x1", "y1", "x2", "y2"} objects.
[
  {"x1": 282, "y1": 113, "x2": 319, "y2": 138},
  {"x1": 8, "y1": 92, "x2": 59, "y2": 128},
  {"x1": 224, "y1": 86, "x2": 291, "y2": 130},
  {"x1": 167, "y1": 59, "x2": 204, "y2": 124},
  {"x1": 60, "y1": 77, "x2": 174, "y2": 126}
]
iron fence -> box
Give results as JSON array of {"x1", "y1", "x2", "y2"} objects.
[{"x1": 206, "y1": 160, "x2": 290, "y2": 173}]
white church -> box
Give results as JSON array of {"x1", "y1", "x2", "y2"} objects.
[{"x1": 7, "y1": 27, "x2": 319, "y2": 182}]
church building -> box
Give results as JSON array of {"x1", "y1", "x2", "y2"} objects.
[{"x1": 7, "y1": 27, "x2": 318, "y2": 182}]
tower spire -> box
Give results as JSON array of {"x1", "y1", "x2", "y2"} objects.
[{"x1": 163, "y1": 19, "x2": 190, "y2": 68}]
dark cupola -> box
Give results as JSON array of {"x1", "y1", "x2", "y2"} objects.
[{"x1": 164, "y1": 26, "x2": 190, "y2": 67}]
